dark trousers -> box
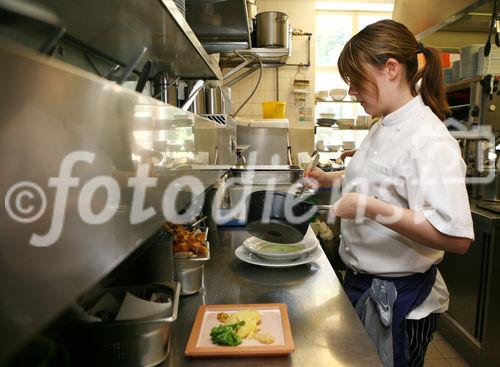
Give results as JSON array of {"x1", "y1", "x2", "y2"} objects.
[{"x1": 406, "y1": 313, "x2": 440, "y2": 367}]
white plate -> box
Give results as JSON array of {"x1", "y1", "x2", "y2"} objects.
[
  {"x1": 242, "y1": 226, "x2": 318, "y2": 261},
  {"x1": 235, "y1": 245, "x2": 322, "y2": 268}
]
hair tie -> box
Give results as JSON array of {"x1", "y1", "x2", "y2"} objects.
[{"x1": 417, "y1": 42, "x2": 425, "y2": 54}]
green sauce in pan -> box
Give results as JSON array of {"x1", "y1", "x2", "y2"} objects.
[{"x1": 257, "y1": 243, "x2": 304, "y2": 253}]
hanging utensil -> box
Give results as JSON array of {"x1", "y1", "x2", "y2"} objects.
[
  {"x1": 484, "y1": 0, "x2": 497, "y2": 56},
  {"x1": 135, "y1": 60, "x2": 152, "y2": 93},
  {"x1": 116, "y1": 46, "x2": 147, "y2": 85}
]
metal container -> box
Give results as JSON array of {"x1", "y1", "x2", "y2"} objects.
[
  {"x1": 72, "y1": 281, "x2": 180, "y2": 367},
  {"x1": 479, "y1": 171, "x2": 500, "y2": 201},
  {"x1": 205, "y1": 86, "x2": 223, "y2": 114},
  {"x1": 174, "y1": 260, "x2": 204, "y2": 296},
  {"x1": 229, "y1": 165, "x2": 303, "y2": 185},
  {"x1": 186, "y1": 81, "x2": 206, "y2": 115},
  {"x1": 205, "y1": 86, "x2": 231, "y2": 115},
  {"x1": 173, "y1": 228, "x2": 210, "y2": 296},
  {"x1": 256, "y1": 11, "x2": 290, "y2": 48},
  {"x1": 153, "y1": 71, "x2": 178, "y2": 106}
]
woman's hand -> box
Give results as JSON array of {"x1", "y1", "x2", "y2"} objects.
[
  {"x1": 333, "y1": 192, "x2": 371, "y2": 219},
  {"x1": 304, "y1": 166, "x2": 345, "y2": 189},
  {"x1": 304, "y1": 166, "x2": 330, "y2": 188}
]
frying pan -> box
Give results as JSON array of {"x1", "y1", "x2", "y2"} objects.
[
  {"x1": 246, "y1": 190, "x2": 333, "y2": 244},
  {"x1": 246, "y1": 155, "x2": 332, "y2": 243}
]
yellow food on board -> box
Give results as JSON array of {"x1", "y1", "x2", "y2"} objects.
[
  {"x1": 215, "y1": 310, "x2": 275, "y2": 344},
  {"x1": 253, "y1": 331, "x2": 275, "y2": 344}
]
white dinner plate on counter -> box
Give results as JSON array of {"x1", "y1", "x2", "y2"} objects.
[
  {"x1": 234, "y1": 245, "x2": 322, "y2": 268},
  {"x1": 242, "y1": 226, "x2": 318, "y2": 261}
]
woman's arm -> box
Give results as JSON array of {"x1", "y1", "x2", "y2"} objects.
[
  {"x1": 305, "y1": 167, "x2": 345, "y2": 188},
  {"x1": 334, "y1": 193, "x2": 473, "y2": 254}
]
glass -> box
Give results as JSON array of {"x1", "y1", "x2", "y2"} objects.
[
  {"x1": 358, "y1": 15, "x2": 389, "y2": 31},
  {"x1": 316, "y1": 13, "x2": 353, "y2": 67}
]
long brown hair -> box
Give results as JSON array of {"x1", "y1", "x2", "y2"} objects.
[{"x1": 338, "y1": 19, "x2": 450, "y2": 121}]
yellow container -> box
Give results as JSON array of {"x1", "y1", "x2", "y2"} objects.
[{"x1": 262, "y1": 101, "x2": 287, "y2": 118}]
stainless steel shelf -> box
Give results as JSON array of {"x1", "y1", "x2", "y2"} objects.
[
  {"x1": 219, "y1": 47, "x2": 291, "y2": 67},
  {"x1": 36, "y1": 0, "x2": 222, "y2": 79}
]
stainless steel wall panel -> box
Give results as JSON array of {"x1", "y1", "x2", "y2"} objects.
[{"x1": 0, "y1": 40, "x2": 223, "y2": 363}]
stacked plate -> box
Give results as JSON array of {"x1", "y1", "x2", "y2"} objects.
[
  {"x1": 235, "y1": 226, "x2": 321, "y2": 267},
  {"x1": 317, "y1": 118, "x2": 336, "y2": 127},
  {"x1": 460, "y1": 45, "x2": 482, "y2": 79},
  {"x1": 478, "y1": 47, "x2": 500, "y2": 75}
]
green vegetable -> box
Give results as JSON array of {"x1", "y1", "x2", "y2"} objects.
[{"x1": 210, "y1": 321, "x2": 245, "y2": 346}]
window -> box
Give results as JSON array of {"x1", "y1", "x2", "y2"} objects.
[
  {"x1": 314, "y1": 3, "x2": 393, "y2": 156},
  {"x1": 315, "y1": 8, "x2": 393, "y2": 93}
]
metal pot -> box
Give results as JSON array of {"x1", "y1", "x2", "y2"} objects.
[
  {"x1": 255, "y1": 11, "x2": 290, "y2": 48},
  {"x1": 153, "y1": 71, "x2": 178, "y2": 106},
  {"x1": 206, "y1": 86, "x2": 223, "y2": 114},
  {"x1": 186, "y1": 81, "x2": 206, "y2": 115},
  {"x1": 205, "y1": 86, "x2": 232, "y2": 114}
]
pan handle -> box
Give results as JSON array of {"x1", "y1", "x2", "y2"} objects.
[{"x1": 316, "y1": 205, "x2": 334, "y2": 212}]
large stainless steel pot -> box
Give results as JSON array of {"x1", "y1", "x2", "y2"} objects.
[
  {"x1": 256, "y1": 11, "x2": 290, "y2": 48},
  {"x1": 205, "y1": 86, "x2": 232, "y2": 114},
  {"x1": 186, "y1": 81, "x2": 206, "y2": 115},
  {"x1": 153, "y1": 71, "x2": 178, "y2": 106}
]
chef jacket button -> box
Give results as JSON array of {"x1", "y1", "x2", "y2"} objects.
[
  {"x1": 345, "y1": 246, "x2": 350, "y2": 252},
  {"x1": 373, "y1": 151, "x2": 378, "y2": 156}
]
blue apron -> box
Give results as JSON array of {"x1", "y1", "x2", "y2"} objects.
[{"x1": 344, "y1": 265, "x2": 437, "y2": 367}]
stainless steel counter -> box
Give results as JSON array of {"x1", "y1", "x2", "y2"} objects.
[{"x1": 164, "y1": 227, "x2": 382, "y2": 367}]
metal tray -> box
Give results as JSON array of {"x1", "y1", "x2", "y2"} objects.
[{"x1": 228, "y1": 165, "x2": 303, "y2": 185}]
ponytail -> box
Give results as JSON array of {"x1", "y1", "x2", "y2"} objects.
[
  {"x1": 413, "y1": 46, "x2": 450, "y2": 121},
  {"x1": 338, "y1": 20, "x2": 451, "y2": 121}
]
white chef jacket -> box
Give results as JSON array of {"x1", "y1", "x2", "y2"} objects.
[{"x1": 339, "y1": 95, "x2": 474, "y2": 319}]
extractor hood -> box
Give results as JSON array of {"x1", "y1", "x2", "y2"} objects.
[
  {"x1": 393, "y1": 0, "x2": 493, "y2": 51},
  {"x1": 186, "y1": 0, "x2": 252, "y2": 54}
]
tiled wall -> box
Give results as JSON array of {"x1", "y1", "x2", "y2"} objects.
[{"x1": 227, "y1": 0, "x2": 317, "y2": 161}]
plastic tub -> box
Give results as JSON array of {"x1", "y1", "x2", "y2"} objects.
[{"x1": 262, "y1": 101, "x2": 287, "y2": 118}]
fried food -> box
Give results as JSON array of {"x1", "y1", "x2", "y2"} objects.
[
  {"x1": 217, "y1": 312, "x2": 229, "y2": 323},
  {"x1": 163, "y1": 223, "x2": 208, "y2": 257}
]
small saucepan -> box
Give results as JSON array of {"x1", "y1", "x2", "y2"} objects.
[{"x1": 246, "y1": 190, "x2": 333, "y2": 244}]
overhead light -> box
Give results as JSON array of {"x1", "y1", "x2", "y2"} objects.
[{"x1": 315, "y1": 2, "x2": 394, "y2": 12}]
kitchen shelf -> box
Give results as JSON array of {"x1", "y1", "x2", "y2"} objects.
[
  {"x1": 315, "y1": 125, "x2": 369, "y2": 130},
  {"x1": 220, "y1": 47, "x2": 291, "y2": 67},
  {"x1": 315, "y1": 99, "x2": 359, "y2": 104},
  {"x1": 35, "y1": 0, "x2": 222, "y2": 79}
]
